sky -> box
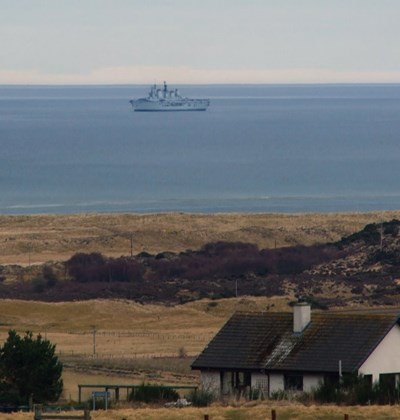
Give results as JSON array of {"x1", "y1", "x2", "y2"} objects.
[{"x1": 1, "y1": 0, "x2": 400, "y2": 84}]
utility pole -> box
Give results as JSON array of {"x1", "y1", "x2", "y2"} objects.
[
  {"x1": 92, "y1": 325, "x2": 97, "y2": 356},
  {"x1": 130, "y1": 233, "x2": 133, "y2": 258}
]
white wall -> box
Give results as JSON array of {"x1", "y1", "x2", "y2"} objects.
[
  {"x1": 269, "y1": 373, "x2": 322, "y2": 394},
  {"x1": 200, "y1": 371, "x2": 220, "y2": 394},
  {"x1": 221, "y1": 371, "x2": 232, "y2": 394},
  {"x1": 303, "y1": 374, "x2": 323, "y2": 392},
  {"x1": 201, "y1": 370, "x2": 323, "y2": 396},
  {"x1": 359, "y1": 324, "x2": 400, "y2": 383},
  {"x1": 269, "y1": 373, "x2": 284, "y2": 395}
]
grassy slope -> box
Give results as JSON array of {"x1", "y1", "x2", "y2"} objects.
[
  {"x1": 0, "y1": 296, "x2": 394, "y2": 358},
  {"x1": 0, "y1": 297, "x2": 292, "y2": 401},
  {"x1": 0, "y1": 297, "x2": 290, "y2": 336}
]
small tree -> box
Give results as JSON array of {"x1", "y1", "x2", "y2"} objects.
[{"x1": 0, "y1": 330, "x2": 63, "y2": 405}]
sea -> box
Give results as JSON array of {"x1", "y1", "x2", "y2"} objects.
[{"x1": 1, "y1": 84, "x2": 400, "y2": 215}]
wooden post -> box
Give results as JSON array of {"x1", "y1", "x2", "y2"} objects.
[
  {"x1": 84, "y1": 409, "x2": 91, "y2": 420},
  {"x1": 92, "y1": 325, "x2": 96, "y2": 356},
  {"x1": 271, "y1": 409, "x2": 277, "y2": 420},
  {"x1": 34, "y1": 405, "x2": 42, "y2": 420},
  {"x1": 204, "y1": 415, "x2": 209, "y2": 420},
  {"x1": 130, "y1": 233, "x2": 133, "y2": 257},
  {"x1": 344, "y1": 415, "x2": 349, "y2": 420}
]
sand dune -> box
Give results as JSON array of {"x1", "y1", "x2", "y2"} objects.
[{"x1": 1, "y1": 211, "x2": 399, "y2": 265}]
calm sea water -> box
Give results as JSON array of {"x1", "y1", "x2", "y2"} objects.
[{"x1": 1, "y1": 84, "x2": 400, "y2": 214}]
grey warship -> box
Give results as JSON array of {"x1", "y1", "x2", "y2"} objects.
[{"x1": 130, "y1": 82, "x2": 210, "y2": 112}]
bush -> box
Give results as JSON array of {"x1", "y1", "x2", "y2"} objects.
[
  {"x1": 178, "y1": 347, "x2": 187, "y2": 359},
  {"x1": 312, "y1": 374, "x2": 400, "y2": 405},
  {"x1": 313, "y1": 380, "x2": 342, "y2": 403},
  {"x1": 207, "y1": 301, "x2": 218, "y2": 311},
  {"x1": 0, "y1": 330, "x2": 63, "y2": 405},
  {"x1": 129, "y1": 384, "x2": 179, "y2": 403},
  {"x1": 270, "y1": 390, "x2": 289, "y2": 400},
  {"x1": 32, "y1": 278, "x2": 46, "y2": 294},
  {"x1": 0, "y1": 382, "x2": 24, "y2": 406},
  {"x1": 247, "y1": 387, "x2": 265, "y2": 400},
  {"x1": 42, "y1": 265, "x2": 58, "y2": 283},
  {"x1": 65, "y1": 252, "x2": 107, "y2": 283},
  {"x1": 89, "y1": 396, "x2": 113, "y2": 410},
  {"x1": 338, "y1": 223, "x2": 381, "y2": 246},
  {"x1": 187, "y1": 388, "x2": 215, "y2": 407}
]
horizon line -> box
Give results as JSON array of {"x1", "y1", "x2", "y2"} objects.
[
  {"x1": 2, "y1": 81, "x2": 400, "y2": 87},
  {"x1": 2, "y1": 66, "x2": 400, "y2": 85}
]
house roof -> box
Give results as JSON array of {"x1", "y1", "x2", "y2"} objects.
[{"x1": 191, "y1": 310, "x2": 400, "y2": 373}]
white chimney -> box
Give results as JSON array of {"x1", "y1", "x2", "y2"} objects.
[{"x1": 293, "y1": 301, "x2": 311, "y2": 333}]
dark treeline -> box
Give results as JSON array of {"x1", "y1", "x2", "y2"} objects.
[
  {"x1": 3, "y1": 220, "x2": 400, "y2": 304},
  {"x1": 64, "y1": 241, "x2": 341, "y2": 284}
]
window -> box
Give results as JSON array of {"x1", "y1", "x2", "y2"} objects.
[
  {"x1": 380, "y1": 373, "x2": 397, "y2": 390},
  {"x1": 232, "y1": 372, "x2": 251, "y2": 389},
  {"x1": 324, "y1": 373, "x2": 340, "y2": 386},
  {"x1": 284, "y1": 374, "x2": 303, "y2": 391},
  {"x1": 221, "y1": 371, "x2": 251, "y2": 393},
  {"x1": 363, "y1": 374, "x2": 373, "y2": 387}
]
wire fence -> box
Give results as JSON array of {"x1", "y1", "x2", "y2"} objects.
[
  {"x1": 65, "y1": 330, "x2": 214, "y2": 342},
  {"x1": 58, "y1": 350, "x2": 199, "y2": 359}
]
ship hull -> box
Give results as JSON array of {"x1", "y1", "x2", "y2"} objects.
[{"x1": 130, "y1": 99, "x2": 209, "y2": 112}]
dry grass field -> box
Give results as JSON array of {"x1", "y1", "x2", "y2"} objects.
[
  {"x1": 1, "y1": 211, "x2": 399, "y2": 265},
  {"x1": 1, "y1": 212, "x2": 400, "y2": 416},
  {"x1": 0, "y1": 297, "x2": 397, "y2": 403},
  {"x1": 0, "y1": 296, "x2": 290, "y2": 335},
  {"x1": 2, "y1": 403, "x2": 400, "y2": 419},
  {"x1": 0, "y1": 297, "x2": 292, "y2": 401}
]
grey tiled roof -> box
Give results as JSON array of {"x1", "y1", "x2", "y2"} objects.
[{"x1": 192, "y1": 311, "x2": 400, "y2": 373}]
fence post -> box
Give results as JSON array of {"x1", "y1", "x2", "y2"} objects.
[
  {"x1": 271, "y1": 409, "x2": 277, "y2": 420},
  {"x1": 34, "y1": 405, "x2": 42, "y2": 420},
  {"x1": 204, "y1": 415, "x2": 209, "y2": 420},
  {"x1": 84, "y1": 409, "x2": 91, "y2": 420},
  {"x1": 344, "y1": 415, "x2": 349, "y2": 420}
]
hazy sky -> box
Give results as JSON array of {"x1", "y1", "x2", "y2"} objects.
[{"x1": 1, "y1": 0, "x2": 400, "y2": 84}]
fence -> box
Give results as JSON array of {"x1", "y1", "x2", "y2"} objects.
[
  {"x1": 78, "y1": 384, "x2": 198, "y2": 404},
  {"x1": 203, "y1": 412, "x2": 351, "y2": 420},
  {"x1": 55, "y1": 329, "x2": 212, "y2": 358},
  {"x1": 66, "y1": 330, "x2": 214, "y2": 341},
  {"x1": 59, "y1": 351, "x2": 199, "y2": 359},
  {"x1": 34, "y1": 406, "x2": 90, "y2": 420}
]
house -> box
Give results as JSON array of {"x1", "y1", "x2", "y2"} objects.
[{"x1": 191, "y1": 301, "x2": 400, "y2": 396}]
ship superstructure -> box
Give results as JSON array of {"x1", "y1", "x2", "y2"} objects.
[{"x1": 130, "y1": 82, "x2": 210, "y2": 112}]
